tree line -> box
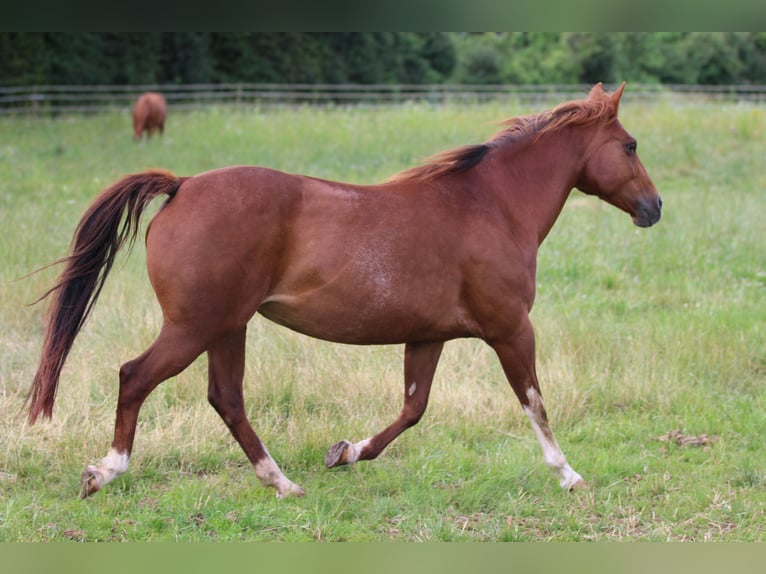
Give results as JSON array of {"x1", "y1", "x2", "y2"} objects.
[{"x1": 2, "y1": 32, "x2": 765, "y2": 87}]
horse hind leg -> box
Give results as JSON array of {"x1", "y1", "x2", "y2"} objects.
[
  {"x1": 207, "y1": 327, "x2": 303, "y2": 498},
  {"x1": 325, "y1": 341, "x2": 443, "y2": 468},
  {"x1": 81, "y1": 322, "x2": 206, "y2": 498}
]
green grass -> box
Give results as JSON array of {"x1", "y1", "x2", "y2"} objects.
[{"x1": 1, "y1": 98, "x2": 764, "y2": 541}]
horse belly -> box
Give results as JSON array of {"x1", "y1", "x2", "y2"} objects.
[
  {"x1": 259, "y1": 300, "x2": 418, "y2": 344},
  {"x1": 258, "y1": 274, "x2": 473, "y2": 345}
]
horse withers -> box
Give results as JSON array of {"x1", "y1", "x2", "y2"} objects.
[
  {"x1": 28, "y1": 83, "x2": 661, "y2": 499},
  {"x1": 132, "y1": 92, "x2": 166, "y2": 140}
]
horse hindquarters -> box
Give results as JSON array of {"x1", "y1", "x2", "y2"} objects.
[{"x1": 103, "y1": 170, "x2": 304, "y2": 498}]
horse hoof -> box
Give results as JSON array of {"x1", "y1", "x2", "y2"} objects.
[
  {"x1": 291, "y1": 484, "x2": 306, "y2": 498},
  {"x1": 324, "y1": 440, "x2": 352, "y2": 468},
  {"x1": 276, "y1": 482, "x2": 306, "y2": 499},
  {"x1": 80, "y1": 466, "x2": 103, "y2": 499},
  {"x1": 568, "y1": 478, "x2": 588, "y2": 492}
]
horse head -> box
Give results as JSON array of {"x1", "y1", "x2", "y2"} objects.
[{"x1": 575, "y1": 82, "x2": 662, "y2": 228}]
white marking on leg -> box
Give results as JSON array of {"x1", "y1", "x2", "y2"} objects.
[
  {"x1": 326, "y1": 437, "x2": 372, "y2": 467},
  {"x1": 333, "y1": 438, "x2": 372, "y2": 465},
  {"x1": 346, "y1": 438, "x2": 371, "y2": 464},
  {"x1": 253, "y1": 446, "x2": 304, "y2": 498},
  {"x1": 87, "y1": 447, "x2": 130, "y2": 491},
  {"x1": 524, "y1": 388, "x2": 584, "y2": 490},
  {"x1": 408, "y1": 382, "x2": 417, "y2": 397}
]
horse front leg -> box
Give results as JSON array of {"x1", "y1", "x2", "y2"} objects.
[
  {"x1": 325, "y1": 341, "x2": 444, "y2": 468},
  {"x1": 490, "y1": 318, "x2": 586, "y2": 491}
]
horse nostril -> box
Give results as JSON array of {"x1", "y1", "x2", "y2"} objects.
[{"x1": 657, "y1": 196, "x2": 663, "y2": 210}]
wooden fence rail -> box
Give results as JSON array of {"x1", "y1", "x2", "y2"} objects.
[{"x1": 1, "y1": 83, "x2": 765, "y2": 115}]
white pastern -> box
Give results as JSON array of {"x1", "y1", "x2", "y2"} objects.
[
  {"x1": 253, "y1": 449, "x2": 304, "y2": 498},
  {"x1": 345, "y1": 438, "x2": 371, "y2": 463},
  {"x1": 523, "y1": 405, "x2": 566, "y2": 468},
  {"x1": 523, "y1": 388, "x2": 583, "y2": 489},
  {"x1": 91, "y1": 448, "x2": 130, "y2": 488},
  {"x1": 558, "y1": 464, "x2": 585, "y2": 490}
]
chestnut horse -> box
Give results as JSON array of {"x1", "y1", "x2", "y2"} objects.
[
  {"x1": 28, "y1": 83, "x2": 661, "y2": 499},
  {"x1": 132, "y1": 92, "x2": 166, "y2": 140}
]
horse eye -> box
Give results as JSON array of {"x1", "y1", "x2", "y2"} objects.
[{"x1": 625, "y1": 141, "x2": 637, "y2": 153}]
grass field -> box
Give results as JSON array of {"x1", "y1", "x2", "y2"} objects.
[{"x1": 1, "y1": 95, "x2": 764, "y2": 541}]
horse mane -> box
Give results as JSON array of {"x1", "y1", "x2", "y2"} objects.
[{"x1": 387, "y1": 89, "x2": 616, "y2": 184}]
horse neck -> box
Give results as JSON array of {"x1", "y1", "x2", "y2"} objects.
[{"x1": 482, "y1": 126, "x2": 589, "y2": 246}]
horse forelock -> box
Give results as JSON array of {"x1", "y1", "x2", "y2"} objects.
[{"x1": 387, "y1": 91, "x2": 616, "y2": 185}]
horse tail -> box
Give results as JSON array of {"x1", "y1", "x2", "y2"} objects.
[{"x1": 28, "y1": 169, "x2": 185, "y2": 424}]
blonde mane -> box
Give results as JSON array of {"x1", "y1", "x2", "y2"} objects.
[{"x1": 387, "y1": 89, "x2": 617, "y2": 184}]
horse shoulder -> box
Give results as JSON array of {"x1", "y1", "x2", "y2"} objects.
[{"x1": 456, "y1": 215, "x2": 539, "y2": 336}]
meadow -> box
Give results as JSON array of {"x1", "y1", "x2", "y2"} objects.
[{"x1": 0, "y1": 95, "x2": 764, "y2": 541}]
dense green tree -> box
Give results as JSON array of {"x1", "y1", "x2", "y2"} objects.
[
  {"x1": 43, "y1": 33, "x2": 110, "y2": 84},
  {"x1": 0, "y1": 33, "x2": 49, "y2": 86},
  {"x1": 419, "y1": 33, "x2": 457, "y2": 80},
  {"x1": 451, "y1": 33, "x2": 504, "y2": 84},
  {"x1": 103, "y1": 33, "x2": 163, "y2": 85},
  {"x1": 288, "y1": 33, "x2": 333, "y2": 83},
  {"x1": 682, "y1": 33, "x2": 743, "y2": 85},
  {"x1": 368, "y1": 33, "x2": 433, "y2": 84},
  {"x1": 327, "y1": 33, "x2": 382, "y2": 83},
  {"x1": 611, "y1": 33, "x2": 661, "y2": 83},
  {"x1": 160, "y1": 32, "x2": 214, "y2": 84},
  {"x1": 2, "y1": 33, "x2": 766, "y2": 88},
  {"x1": 741, "y1": 32, "x2": 766, "y2": 83},
  {"x1": 393, "y1": 33, "x2": 432, "y2": 84},
  {"x1": 208, "y1": 33, "x2": 259, "y2": 83},
  {"x1": 501, "y1": 32, "x2": 578, "y2": 84},
  {"x1": 238, "y1": 33, "x2": 285, "y2": 82},
  {"x1": 563, "y1": 33, "x2": 617, "y2": 84}
]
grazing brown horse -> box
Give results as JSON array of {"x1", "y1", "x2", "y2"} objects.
[
  {"x1": 132, "y1": 92, "x2": 166, "y2": 140},
  {"x1": 28, "y1": 83, "x2": 661, "y2": 499}
]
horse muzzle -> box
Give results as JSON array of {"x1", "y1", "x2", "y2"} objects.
[{"x1": 632, "y1": 195, "x2": 662, "y2": 228}]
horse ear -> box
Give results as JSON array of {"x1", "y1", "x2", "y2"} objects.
[
  {"x1": 587, "y1": 83, "x2": 604, "y2": 99},
  {"x1": 610, "y1": 82, "x2": 626, "y2": 114}
]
